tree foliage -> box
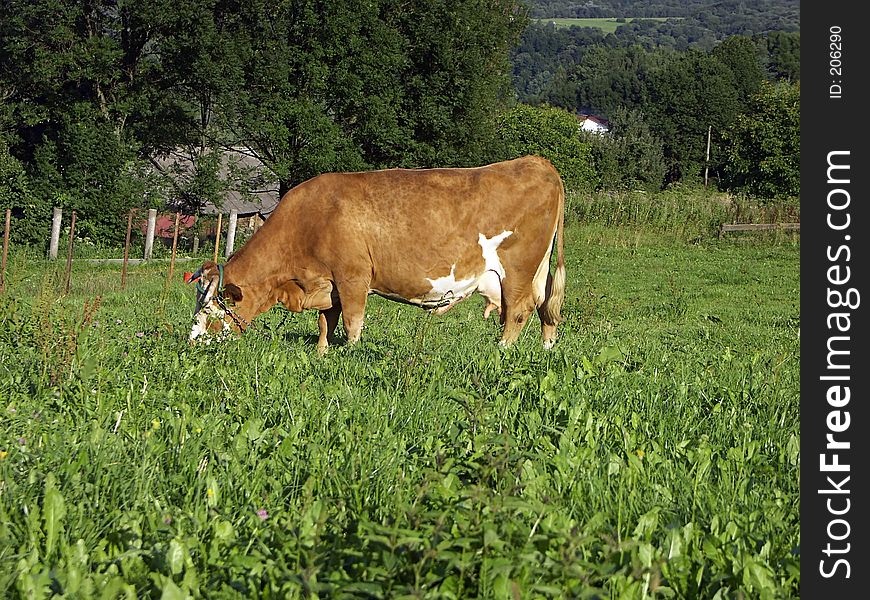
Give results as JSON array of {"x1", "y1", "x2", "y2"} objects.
[
  {"x1": 718, "y1": 81, "x2": 799, "y2": 200},
  {"x1": 585, "y1": 107, "x2": 666, "y2": 192},
  {"x1": 645, "y1": 49, "x2": 739, "y2": 183},
  {"x1": 1, "y1": 0, "x2": 528, "y2": 230},
  {"x1": 496, "y1": 104, "x2": 597, "y2": 191},
  {"x1": 0, "y1": 0, "x2": 801, "y2": 249}
]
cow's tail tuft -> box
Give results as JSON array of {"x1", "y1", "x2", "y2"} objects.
[{"x1": 544, "y1": 179, "x2": 566, "y2": 325}]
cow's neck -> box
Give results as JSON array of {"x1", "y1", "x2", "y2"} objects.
[{"x1": 223, "y1": 214, "x2": 298, "y2": 287}]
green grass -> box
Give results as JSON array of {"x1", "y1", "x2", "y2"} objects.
[
  {"x1": 0, "y1": 215, "x2": 799, "y2": 598},
  {"x1": 535, "y1": 17, "x2": 677, "y2": 34}
]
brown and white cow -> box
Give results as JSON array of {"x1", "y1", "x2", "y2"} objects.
[{"x1": 189, "y1": 155, "x2": 566, "y2": 353}]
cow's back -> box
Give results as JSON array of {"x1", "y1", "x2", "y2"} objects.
[{"x1": 266, "y1": 156, "x2": 561, "y2": 299}]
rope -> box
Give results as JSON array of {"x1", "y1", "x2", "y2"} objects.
[{"x1": 191, "y1": 263, "x2": 272, "y2": 340}]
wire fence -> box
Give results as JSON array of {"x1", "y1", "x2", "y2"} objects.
[{"x1": 0, "y1": 207, "x2": 262, "y2": 294}]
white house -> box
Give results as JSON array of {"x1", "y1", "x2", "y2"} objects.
[{"x1": 578, "y1": 114, "x2": 610, "y2": 135}]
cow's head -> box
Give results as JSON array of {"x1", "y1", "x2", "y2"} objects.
[{"x1": 187, "y1": 261, "x2": 246, "y2": 343}]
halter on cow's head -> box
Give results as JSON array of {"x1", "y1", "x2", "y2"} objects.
[{"x1": 186, "y1": 261, "x2": 247, "y2": 343}]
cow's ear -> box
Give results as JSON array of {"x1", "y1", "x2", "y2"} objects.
[
  {"x1": 201, "y1": 260, "x2": 219, "y2": 279},
  {"x1": 225, "y1": 283, "x2": 243, "y2": 304},
  {"x1": 275, "y1": 280, "x2": 304, "y2": 312}
]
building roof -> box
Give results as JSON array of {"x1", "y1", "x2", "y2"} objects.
[
  {"x1": 577, "y1": 113, "x2": 610, "y2": 132},
  {"x1": 151, "y1": 148, "x2": 280, "y2": 217}
]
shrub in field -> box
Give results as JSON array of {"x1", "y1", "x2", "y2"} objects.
[
  {"x1": 718, "y1": 81, "x2": 800, "y2": 201},
  {"x1": 0, "y1": 140, "x2": 39, "y2": 245},
  {"x1": 584, "y1": 106, "x2": 667, "y2": 192},
  {"x1": 496, "y1": 103, "x2": 598, "y2": 191}
]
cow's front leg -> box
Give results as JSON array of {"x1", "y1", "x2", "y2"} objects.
[
  {"x1": 335, "y1": 280, "x2": 369, "y2": 346},
  {"x1": 317, "y1": 304, "x2": 342, "y2": 355}
]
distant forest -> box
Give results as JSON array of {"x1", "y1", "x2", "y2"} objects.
[
  {"x1": 526, "y1": 0, "x2": 799, "y2": 31},
  {"x1": 513, "y1": 0, "x2": 800, "y2": 107}
]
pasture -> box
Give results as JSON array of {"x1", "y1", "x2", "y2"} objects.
[
  {"x1": 534, "y1": 18, "x2": 675, "y2": 33},
  {"x1": 0, "y1": 209, "x2": 799, "y2": 597}
]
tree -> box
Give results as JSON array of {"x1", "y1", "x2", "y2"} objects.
[
  {"x1": 496, "y1": 103, "x2": 597, "y2": 191},
  {"x1": 586, "y1": 107, "x2": 666, "y2": 191},
  {"x1": 571, "y1": 45, "x2": 657, "y2": 115},
  {"x1": 764, "y1": 31, "x2": 799, "y2": 81},
  {"x1": 718, "y1": 80, "x2": 799, "y2": 200},
  {"x1": 1, "y1": 0, "x2": 529, "y2": 243},
  {"x1": 645, "y1": 49, "x2": 739, "y2": 183},
  {"x1": 711, "y1": 35, "x2": 765, "y2": 111},
  {"x1": 216, "y1": 0, "x2": 528, "y2": 196},
  {"x1": 0, "y1": 0, "x2": 178, "y2": 242}
]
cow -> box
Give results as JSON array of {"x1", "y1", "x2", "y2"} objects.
[{"x1": 188, "y1": 155, "x2": 566, "y2": 353}]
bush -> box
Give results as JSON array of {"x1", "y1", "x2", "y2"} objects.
[
  {"x1": 496, "y1": 103, "x2": 598, "y2": 191},
  {"x1": 0, "y1": 139, "x2": 40, "y2": 245},
  {"x1": 718, "y1": 81, "x2": 800, "y2": 201},
  {"x1": 584, "y1": 107, "x2": 666, "y2": 192},
  {"x1": 27, "y1": 116, "x2": 156, "y2": 247}
]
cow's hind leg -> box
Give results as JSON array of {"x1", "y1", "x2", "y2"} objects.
[
  {"x1": 537, "y1": 272, "x2": 558, "y2": 350},
  {"x1": 317, "y1": 304, "x2": 342, "y2": 355}
]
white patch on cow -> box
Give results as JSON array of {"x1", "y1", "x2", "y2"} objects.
[
  {"x1": 478, "y1": 231, "x2": 511, "y2": 278},
  {"x1": 477, "y1": 270, "x2": 502, "y2": 318},
  {"x1": 532, "y1": 244, "x2": 553, "y2": 307},
  {"x1": 403, "y1": 231, "x2": 513, "y2": 314},
  {"x1": 189, "y1": 278, "x2": 231, "y2": 343},
  {"x1": 476, "y1": 231, "x2": 511, "y2": 316},
  {"x1": 189, "y1": 311, "x2": 209, "y2": 341},
  {"x1": 423, "y1": 265, "x2": 477, "y2": 307}
]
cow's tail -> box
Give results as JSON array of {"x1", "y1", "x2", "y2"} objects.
[{"x1": 543, "y1": 179, "x2": 566, "y2": 325}]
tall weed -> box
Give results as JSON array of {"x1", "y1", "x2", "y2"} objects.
[{"x1": 567, "y1": 186, "x2": 799, "y2": 241}]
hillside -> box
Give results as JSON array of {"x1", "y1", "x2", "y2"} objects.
[{"x1": 525, "y1": 0, "x2": 799, "y2": 35}]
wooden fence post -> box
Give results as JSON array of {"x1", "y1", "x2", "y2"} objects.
[
  {"x1": 212, "y1": 213, "x2": 223, "y2": 264},
  {"x1": 121, "y1": 209, "x2": 133, "y2": 290},
  {"x1": 0, "y1": 209, "x2": 10, "y2": 293},
  {"x1": 144, "y1": 208, "x2": 157, "y2": 260},
  {"x1": 169, "y1": 212, "x2": 180, "y2": 280},
  {"x1": 225, "y1": 209, "x2": 238, "y2": 258},
  {"x1": 63, "y1": 210, "x2": 76, "y2": 294},
  {"x1": 48, "y1": 207, "x2": 62, "y2": 259}
]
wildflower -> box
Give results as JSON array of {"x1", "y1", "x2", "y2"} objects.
[
  {"x1": 163, "y1": 514, "x2": 173, "y2": 525},
  {"x1": 256, "y1": 509, "x2": 269, "y2": 521},
  {"x1": 0, "y1": 450, "x2": 8, "y2": 460},
  {"x1": 207, "y1": 488, "x2": 214, "y2": 498},
  {"x1": 136, "y1": 332, "x2": 144, "y2": 338},
  {"x1": 635, "y1": 449, "x2": 645, "y2": 459},
  {"x1": 8, "y1": 407, "x2": 15, "y2": 414},
  {"x1": 17, "y1": 437, "x2": 26, "y2": 446},
  {"x1": 116, "y1": 319, "x2": 122, "y2": 325}
]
